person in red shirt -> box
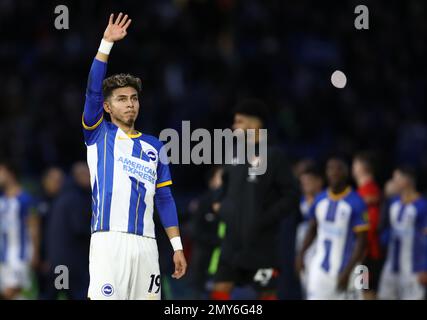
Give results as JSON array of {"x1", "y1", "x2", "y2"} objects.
[{"x1": 352, "y1": 152, "x2": 383, "y2": 299}]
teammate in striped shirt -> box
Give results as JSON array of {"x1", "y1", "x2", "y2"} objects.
[
  {"x1": 83, "y1": 13, "x2": 187, "y2": 300},
  {"x1": 0, "y1": 161, "x2": 37, "y2": 300},
  {"x1": 378, "y1": 166, "x2": 427, "y2": 299},
  {"x1": 296, "y1": 157, "x2": 369, "y2": 299},
  {"x1": 295, "y1": 164, "x2": 324, "y2": 298}
]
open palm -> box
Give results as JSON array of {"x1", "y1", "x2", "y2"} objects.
[{"x1": 103, "y1": 13, "x2": 132, "y2": 42}]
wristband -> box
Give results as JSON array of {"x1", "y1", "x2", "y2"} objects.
[
  {"x1": 98, "y1": 39, "x2": 114, "y2": 55},
  {"x1": 170, "y1": 236, "x2": 183, "y2": 251}
]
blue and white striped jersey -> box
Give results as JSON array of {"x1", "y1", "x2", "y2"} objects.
[
  {"x1": 308, "y1": 187, "x2": 369, "y2": 275},
  {"x1": 84, "y1": 122, "x2": 172, "y2": 237},
  {"x1": 384, "y1": 196, "x2": 427, "y2": 274},
  {"x1": 0, "y1": 192, "x2": 33, "y2": 264}
]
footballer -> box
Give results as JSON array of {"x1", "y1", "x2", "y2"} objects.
[{"x1": 82, "y1": 13, "x2": 187, "y2": 300}]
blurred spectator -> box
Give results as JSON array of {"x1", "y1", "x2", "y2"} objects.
[
  {"x1": 0, "y1": 160, "x2": 37, "y2": 299},
  {"x1": 46, "y1": 162, "x2": 91, "y2": 300},
  {"x1": 34, "y1": 167, "x2": 65, "y2": 299},
  {"x1": 352, "y1": 152, "x2": 383, "y2": 300},
  {"x1": 188, "y1": 166, "x2": 223, "y2": 299},
  {"x1": 377, "y1": 166, "x2": 427, "y2": 300}
]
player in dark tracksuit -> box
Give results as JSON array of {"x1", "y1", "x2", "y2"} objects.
[{"x1": 211, "y1": 100, "x2": 300, "y2": 300}]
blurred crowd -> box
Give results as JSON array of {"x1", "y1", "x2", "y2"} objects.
[
  {"x1": 1, "y1": 0, "x2": 427, "y2": 189},
  {"x1": 0, "y1": 0, "x2": 426, "y2": 300}
]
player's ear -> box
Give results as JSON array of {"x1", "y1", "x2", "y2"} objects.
[{"x1": 103, "y1": 101, "x2": 111, "y2": 114}]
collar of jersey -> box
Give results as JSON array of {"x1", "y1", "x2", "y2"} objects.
[
  {"x1": 127, "y1": 131, "x2": 142, "y2": 138},
  {"x1": 117, "y1": 131, "x2": 142, "y2": 139},
  {"x1": 400, "y1": 193, "x2": 420, "y2": 205},
  {"x1": 327, "y1": 186, "x2": 352, "y2": 201}
]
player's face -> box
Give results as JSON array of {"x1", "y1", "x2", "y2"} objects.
[
  {"x1": 105, "y1": 87, "x2": 139, "y2": 126},
  {"x1": 326, "y1": 159, "x2": 348, "y2": 189},
  {"x1": 232, "y1": 114, "x2": 262, "y2": 132},
  {"x1": 73, "y1": 163, "x2": 91, "y2": 190},
  {"x1": 300, "y1": 173, "x2": 323, "y2": 196},
  {"x1": 392, "y1": 170, "x2": 410, "y2": 193},
  {"x1": 209, "y1": 168, "x2": 223, "y2": 190},
  {"x1": 352, "y1": 159, "x2": 364, "y2": 179},
  {"x1": 0, "y1": 165, "x2": 9, "y2": 188},
  {"x1": 43, "y1": 168, "x2": 64, "y2": 196}
]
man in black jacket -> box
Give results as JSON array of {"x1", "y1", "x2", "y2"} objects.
[{"x1": 211, "y1": 100, "x2": 300, "y2": 300}]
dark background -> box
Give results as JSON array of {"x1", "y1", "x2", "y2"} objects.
[{"x1": 1, "y1": 0, "x2": 426, "y2": 191}]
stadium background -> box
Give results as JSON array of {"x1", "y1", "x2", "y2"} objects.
[{"x1": 0, "y1": 0, "x2": 426, "y2": 299}]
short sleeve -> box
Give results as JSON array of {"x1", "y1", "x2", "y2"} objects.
[{"x1": 351, "y1": 196, "x2": 369, "y2": 233}]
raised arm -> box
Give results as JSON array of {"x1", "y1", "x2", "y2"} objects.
[
  {"x1": 96, "y1": 13, "x2": 132, "y2": 63},
  {"x1": 83, "y1": 13, "x2": 132, "y2": 143}
]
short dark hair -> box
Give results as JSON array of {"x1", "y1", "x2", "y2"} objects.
[
  {"x1": 233, "y1": 99, "x2": 268, "y2": 126},
  {"x1": 301, "y1": 163, "x2": 323, "y2": 179},
  {"x1": 325, "y1": 152, "x2": 351, "y2": 169},
  {"x1": 396, "y1": 165, "x2": 417, "y2": 185},
  {"x1": 0, "y1": 159, "x2": 20, "y2": 180},
  {"x1": 326, "y1": 155, "x2": 350, "y2": 176},
  {"x1": 103, "y1": 73, "x2": 142, "y2": 100},
  {"x1": 354, "y1": 151, "x2": 376, "y2": 174}
]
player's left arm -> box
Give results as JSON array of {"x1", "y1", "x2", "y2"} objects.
[
  {"x1": 155, "y1": 186, "x2": 187, "y2": 279},
  {"x1": 337, "y1": 200, "x2": 369, "y2": 291}
]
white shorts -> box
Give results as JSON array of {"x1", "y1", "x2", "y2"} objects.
[
  {"x1": 378, "y1": 269, "x2": 425, "y2": 300},
  {"x1": 307, "y1": 267, "x2": 362, "y2": 300},
  {"x1": 0, "y1": 262, "x2": 30, "y2": 293},
  {"x1": 88, "y1": 231, "x2": 161, "y2": 300}
]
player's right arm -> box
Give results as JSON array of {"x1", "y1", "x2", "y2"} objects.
[
  {"x1": 83, "y1": 13, "x2": 131, "y2": 144},
  {"x1": 295, "y1": 196, "x2": 320, "y2": 274},
  {"x1": 295, "y1": 218, "x2": 317, "y2": 274}
]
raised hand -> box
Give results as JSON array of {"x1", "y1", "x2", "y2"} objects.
[{"x1": 103, "y1": 13, "x2": 132, "y2": 42}]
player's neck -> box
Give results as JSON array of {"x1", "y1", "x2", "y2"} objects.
[
  {"x1": 329, "y1": 184, "x2": 349, "y2": 195},
  {"x1": 356, "y1": 174, "x2": 373, "y2": 187},
  {"x1": 4, "y1": 181, "x2": 21, "y2": 198},
  {"x1": 112, "y1": 119, "x2": 139, "y2": 136},
  {"x1": 401, "y1": 188, "x2": 419, "y2": 204}
]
